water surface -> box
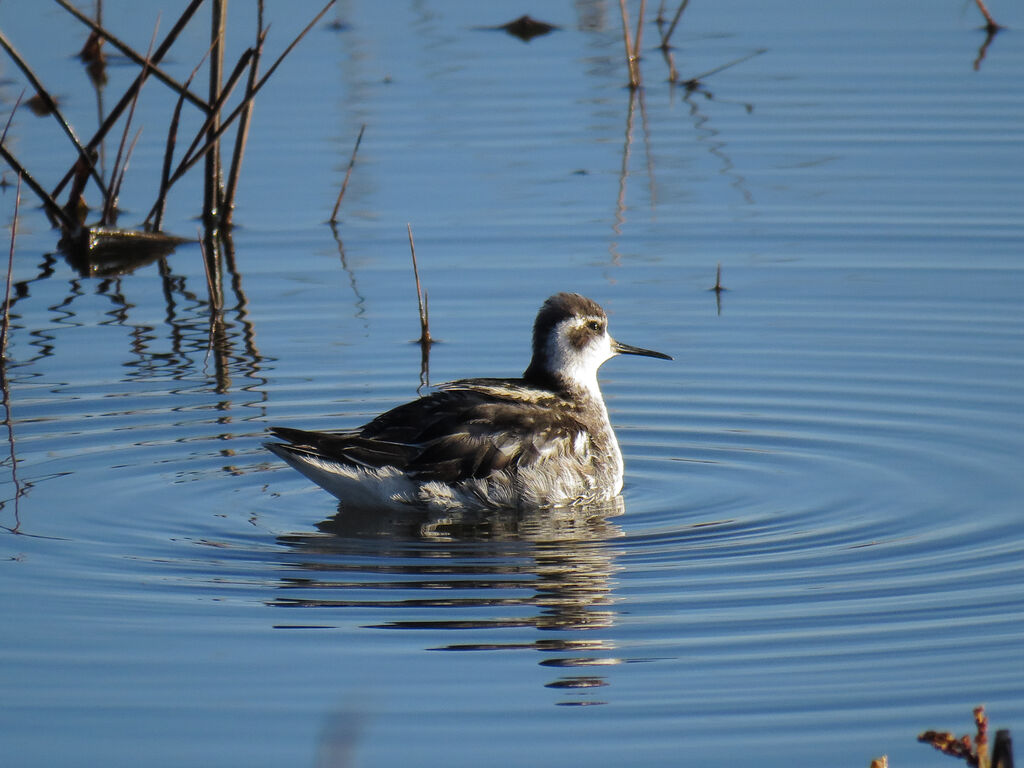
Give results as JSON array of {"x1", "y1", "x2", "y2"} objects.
[{"x1": 1, "y1": 1, "x2": 1023, "y2": 766}]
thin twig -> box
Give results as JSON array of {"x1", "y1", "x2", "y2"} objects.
[
  {"x1": 159, "y1": 45, "x2": 257, "y2": 210},
  {"x1": 0, "y1": 175, "x2": 20, "y2": 532},
  {"x1": 329, "y1": 124, "x2": 366, "y2": 223},
  {"x1": 683, "y1": 48, "x2": 766, "y2": 89},
  {"x1": 150, "y1": 44, "x2": 214, "y2": 231},
  {"x1": 659, "y1": 0, "x2": 692, "y2": 49},
  {"x1": 407, "y1": 223, "x2": 431, "y2": 345},
  {"x1": 974, "y1": 0, "x2": 1002, "y2": 34},
  {"x1": 1, "y1": 89, "x2": 24, "y2": 147},
  {"x1": 104, "y1": 128, "x2": 142, "y2": 225},
  {"x1": 1, "y1": 174, "x2": 20, "y2": 359},
  {"x1": 54, "y1": 0, "x2": 210, "y2": 112},
  {"x1": 223, "y1": 1, "x2": 265, "y2": 226}
]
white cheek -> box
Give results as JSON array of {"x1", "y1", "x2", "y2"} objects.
[{"x1": 547, "y1": 320, "x2": 613, "y2": 396}]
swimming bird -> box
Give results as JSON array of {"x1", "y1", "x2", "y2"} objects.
[{"x1": 266, "y1": 293, "x2": 671, "y2": 511}]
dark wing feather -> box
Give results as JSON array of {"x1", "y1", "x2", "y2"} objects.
[{"x1": 269, "y1": 380, "x2": 588, "y2": 484}]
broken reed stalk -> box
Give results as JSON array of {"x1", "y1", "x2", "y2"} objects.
[
  {"x1": 617, "y1": 0, "x2": 641, "y2": 89},
  {"x1": 406, "y1": 224, "x2": 431, "y2": 345},
  {"x1": 329, "y1": 124, "x2": 366, "y2": 223},
  {"x1": 222, "y1": 1, "x2": 266, "y2": 227},
  {"x1": 974, "y1": 0, "x2": 1002, "y2": 33},
  {"x1": 104, "y1": 129, "x2": 142, "y2": 226},
  {"x1": 1, "y1": 175, "x2": 20, "y2": 361},
  {"x1": 0, "y1": 28, "x2": 107, "y2": 199},
  {"x1": 51, "y1": 0, "x2": 207, "y2": 202},
  {"x1": 54, "y1": 0, "x2": 209, "y2": 112}
]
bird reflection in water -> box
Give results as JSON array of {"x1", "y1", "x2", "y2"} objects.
[{"x1": 274, "y1": 497, "x2": 628, "y2": 705}]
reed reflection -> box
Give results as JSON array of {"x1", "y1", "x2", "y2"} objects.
[{"x1": 273, "y1": 499, "x2": 628, "y2": 703}]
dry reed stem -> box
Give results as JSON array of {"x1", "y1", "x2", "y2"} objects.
[
  {"x1": 54, "y1": 0, "x2": 209, "y2": 112},
  {"x1": 104, "y1": 129, "x2": 142, "y2": 225},
  {"x1": 617, "y1": 0, "x2": 641, "y2": 88},
  {"x1": 151, "y1": 46, "x2": 213, "y2": 231},
  {"x1": 659, "y1": 0, "x2": 692, "y2": 49},
  {"x1": 1, "y1": 174, "x2": 20, "y2": 360},
  {"x1": 330, "y1": 124, "x2": 366, "y2": 223},
  {"x1": 2, "y1": 177, "x2": 23, "y2": 533},
  {"x1": 634, "y1": 0, "x2": 648, "y2": 63},
  {"x1": 51, "y1": 0, "x2": 206, "y2": 201},
  {"x1": 974, "y1": 0, "x2": 1002, "y2": 33},
  {"x1": 223, "y1": 2, "x2": 266, "y2": 226},
  {"x1": 0, "y1": 28, "x2": 107, "y2": 199},
  {"x1": 1, "y1": 89, "x2": 23, "y2": 147},
  {"x1": 683, "y1": 48, "x2": 766, "y2": 90},
  {"x1": 975, "y1": 706, "x2": 989, "y2": 768},
  {"x1": 407, "y1": 224, "x2": 431, "y2": 345},
  {"x1": 204, "y1": 0, "x2": 227, "y2": 223},
  {"x1": 0, "y1": 177, "x2": 20, "y2": 533},
  {"x1": 157, "y1": 45, "x2": 257, "y2": 204}
]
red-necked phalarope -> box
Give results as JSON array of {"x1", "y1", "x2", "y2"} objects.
[{"x1": 266, "y1": 293, "x2": 671, "y2": 511}]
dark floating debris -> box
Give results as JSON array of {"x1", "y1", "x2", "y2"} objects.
[
  {"x1": 60, "y1": 227, "x2": 189, "y2": 277},
  {"x1": 497, "y1": 15, "x2": 558, "y2": 41}
]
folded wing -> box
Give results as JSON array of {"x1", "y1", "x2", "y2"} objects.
[{"x1": 268, "y1": 380, "x2": 588, "y2": 484}]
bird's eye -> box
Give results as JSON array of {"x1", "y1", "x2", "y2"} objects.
[{"x1": 587, "y1": 320, "x2": 603, "y2": 332}]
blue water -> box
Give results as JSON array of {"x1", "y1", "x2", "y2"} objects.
[{"x1": 2, "y1": 1, "x2": 1023, "y2": 765}]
